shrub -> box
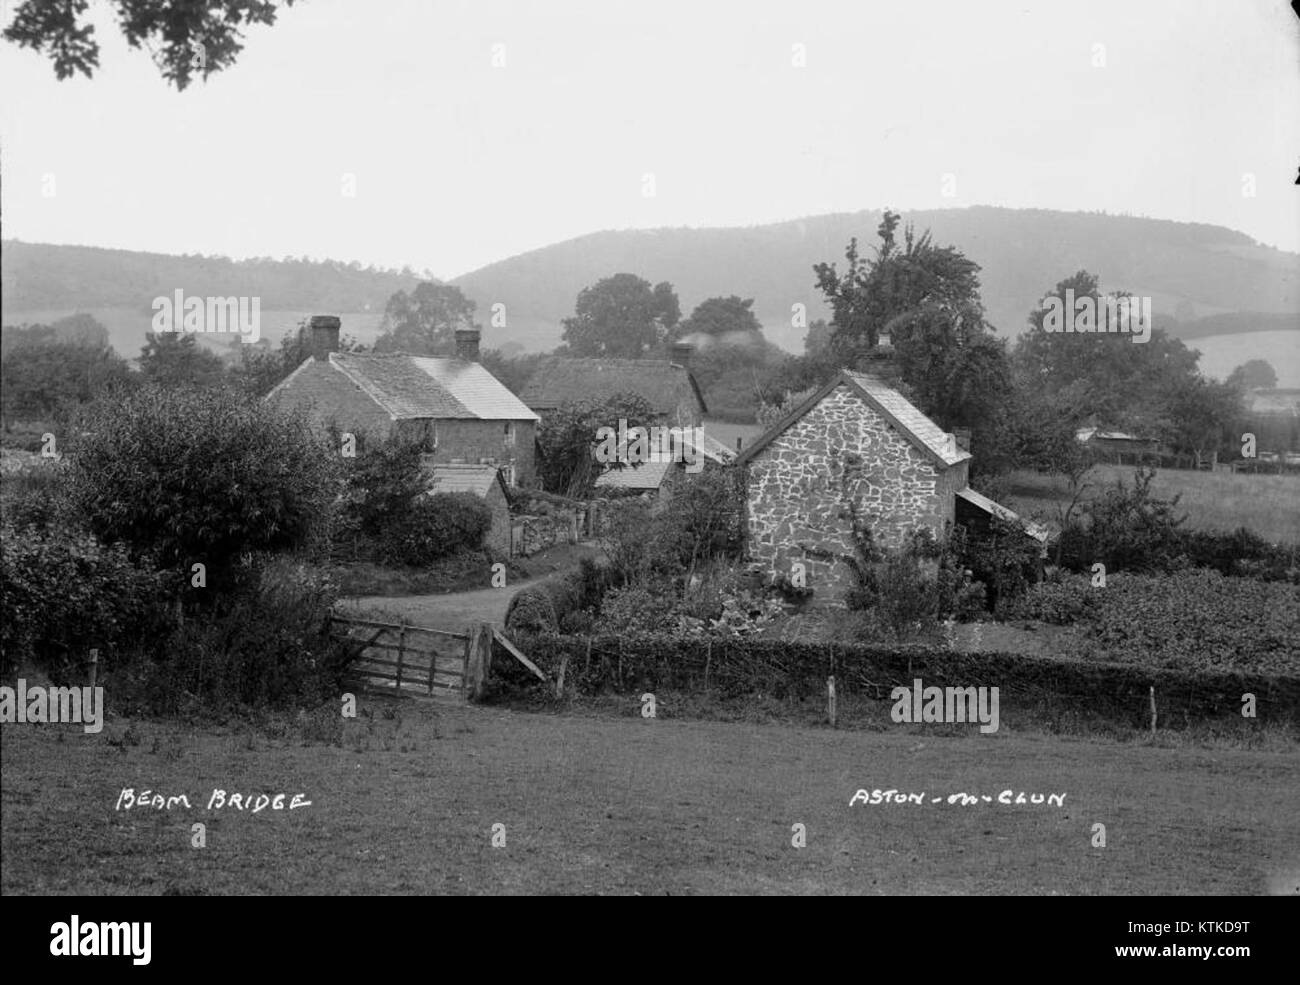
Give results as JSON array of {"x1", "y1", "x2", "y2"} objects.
[
  {"x1": 1181, "y1": 527, "x2": 1299, "y2": 584},
  {"x1": 378, "y1": 492, "x2": 492, "y2": 566},
  {"x1": 599, "y1": 585, "x2": 671, "y2": 635},
  {"x1": 0, "y1": 458, "x2": 72, "y2": 533},
  {"x1": 1056, "y1": 466, "x2": 1187, "y2": 574},
  {"x1": 504, "y1": 586, "x2": 560, "y2": 634},
  {"x1": 0, "y1": 523, "x2": 176, "y2": 676},
  {"x1": 66, "y1": 385, "x2": 338, "y2": 576},
  {"x1": 1003, "y1": 574, "x2": 1100, "y2": 625}
]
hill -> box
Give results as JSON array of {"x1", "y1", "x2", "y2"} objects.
[{"x1": 3, "y1": 208, "x2": 1296, "y2": 367}]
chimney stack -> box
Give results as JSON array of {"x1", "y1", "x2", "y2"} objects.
[
  {"x1": 310, "y1": 315, "x2": 340, "y2": 361},
  {"x1": 455, "y1": 327, "x2": 481, "y2": 362},
  {"x1": 670, "y1": 341, "x2": 694, "y2": 366}
]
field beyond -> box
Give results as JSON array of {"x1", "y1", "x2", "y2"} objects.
[
  {"x1": 1001, "y1": 465, "x2": 1300, "y2": 544},
  {"x1": 3, "y1": 700, "x2": 1297, "y2": 895}
]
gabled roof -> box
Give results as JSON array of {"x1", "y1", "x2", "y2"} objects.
[
  {"x1": 320, "y1": 353, "x2": 538, "y2": 421},
  {"x1": 735, "y1": 370, "x2": 972, "y2": 470},
  {"x1": 594, "y1": 458, "x2": 675, "y2": 491},
  {"x1": 956, "y1": 487, "x2": 1050, "y2": 543},
  {"x1": 425, "y1": 463, "x2": 509, "y2": 499},
  {"x1": 520, "y1": 356, "x2": 708, "y2": 417},
  {"x1": 1075, "y1": 427, "x2": 1151, "y2": 443}
]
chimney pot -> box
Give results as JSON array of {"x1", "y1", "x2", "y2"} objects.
[
  {"x1": 309, "y1": 315, "x2": 341, "y2": 361},
  {"x1": 455, "y1": 327, "x2": 481, "y2": 361}
]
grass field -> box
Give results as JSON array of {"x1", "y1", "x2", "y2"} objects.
[
  {"x1": 1000, "y1": 465, "x2": 1300, "y2": 543},
  {"x1": 3, "y1": 700, "x2": 1297, "y2": 895}
]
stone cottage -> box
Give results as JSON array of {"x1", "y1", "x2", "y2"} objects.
[
  {"x1": 267, "y1": 315, "x2": 539, "y2": 486},
  {"x1": 737, "y1": 369, "x2": 1026, "y2": 602}
]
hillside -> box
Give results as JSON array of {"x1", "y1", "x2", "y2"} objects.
[
  {"x1": 3, "y1": 207, "x2": 1296, "y2": 366},
  {"x1": 450, "y1": 207, "x2": 1299, "y2": 353}
]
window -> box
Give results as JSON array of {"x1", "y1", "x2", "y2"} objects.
[{"x1": 504, "y1": 421, "x2": 516, "y2": 447}]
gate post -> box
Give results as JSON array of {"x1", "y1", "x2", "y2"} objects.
[{"x1": 464, "y1": 623, "x2": 493, "y2": 701}]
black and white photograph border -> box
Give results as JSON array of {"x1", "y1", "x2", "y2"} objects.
[{"x1": 0, "y1": 0, "x2": 1297, "y2": 917}]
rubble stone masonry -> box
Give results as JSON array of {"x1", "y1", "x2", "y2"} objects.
[{"x1": 744, "y1": 385, "x2": 967, "y2": 602}]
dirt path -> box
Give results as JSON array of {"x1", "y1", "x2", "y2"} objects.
[{"x1": 338, "y1": 542, "x2": 603, "y2": 630}]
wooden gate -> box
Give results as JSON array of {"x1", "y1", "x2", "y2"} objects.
[{"x1": 329, "y1": 615, "x2": 478, "y2": 699}]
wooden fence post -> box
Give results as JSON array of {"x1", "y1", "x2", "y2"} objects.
[
  {"x1": 827, "y1": 675, "x2": 837, "y2": 728},
  {"x1": 556, "y1": 656, "x2": 567, "y2": 699},
  {"x1": 395, "y1": 621, "x2": 406, "y2": 693},
  {"x1": 1149, "y1": 685, "x2": 1157, "y2": 735},
  {"x1": 464, "y1": 623, "x2": 492, "y2": 701}
]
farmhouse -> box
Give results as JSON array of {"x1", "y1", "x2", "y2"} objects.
[
  {"x1": 1075, "y1": 426, "x2": 1161, "y2": 463},
  {"x1": 267, "y1": 316, "x2": 538, "y2": 486},
  {"x1": 593, "y1": 426, "x2": 736, "y2": 505},
  {"x1": 520, "y1": 342, "x2": 707, "y2": 427},
  {"x1": 736, "y1": 369, "x2": 1042, "y2": 603}
]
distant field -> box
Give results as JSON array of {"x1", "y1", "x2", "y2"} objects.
[
  {"x1": 1190, "y1": 330, "x2": 1300, "y2": 388},
  {"x1": 1001, "y1": 465, "x2": 1300, "y2": 543},
  {"x1": 3, "y1": 701, "x2": 1297, "y2": 895}
]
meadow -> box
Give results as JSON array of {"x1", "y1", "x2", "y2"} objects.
[
  {"x1": 3, "y1": 697, "x2": 1297, "y2": 895},
  {"x1": 1000, "y1": 465, "x2": 1300, "y2": 544}
]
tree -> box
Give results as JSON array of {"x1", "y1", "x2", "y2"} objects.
[
  {"x1": 535, "y1": 394, "x2": 655, "y2": 498},
  {"x1": 138, "y1": 332, "x2": 227, "y2": 388},
  {"x1": 0, "y1": 339, "x2": 135, "y2": 424},
  {"x1": 3, "y1": 0, "x2": 295, "y2": 91},
  {"x1": 673, "y1": 296, "x2": 762, "y2": 340},
  {"x1": 1157, "y1": 375, "x2": 1242, "y2": 468},
  {"x1": 65, "y1": 385, "x2": 337, "y2": 581},
  {"x1": 373, "y1": 282, "x2": 479, "y2": 356},
  {"x1": 1013, "y1": 271, "x2": 1201, "y2": 432},
  {"x1": 1227, "y1": 359, "x2": 1278, "y2": 390},
  {"x1": 560, "y1": 274, "x2": 680, "y2": 358}
]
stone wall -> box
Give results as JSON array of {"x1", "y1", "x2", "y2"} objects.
[{"x1": 743, "y1": 384, "x2": 963, "y2": 603}]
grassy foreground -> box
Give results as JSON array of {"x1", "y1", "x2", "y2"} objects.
[{"x1": 3, "y1": 699, "x2": 1297, "y2": 895}]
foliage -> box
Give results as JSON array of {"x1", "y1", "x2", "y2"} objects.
[
  {"x1": 373, "y1": 281, "x2": 479, "y2": 355},
  {"x1": 1003, "y1": 573, "x2": 1103, "y2": 625},
  {"x1": 138, "y1": 331, "x2": 227, "y2": 388},
  {"x1": 560, "y1": 273, "x2": 680, "y2": 358},
  {"x1": 66, "y1": 384, "x2": 337, "y2": 577},
  {"x1": 1056, "y1": 466, "x2": 1188, "y2": 575},
  {"x1": 0, "y1": 338, "x2": 135, "y2": 423},
  {"x1": 2, "y1": 0, "x2": 296, "y2": 90},
  {"x1": 535, "y1": 393, "x2": 655, "y2": 498},
  {"x1": 0, "y1": 523, "x2": 176, "y2": 676},
  {"x1": 0, "y1": 459, "x2": 73, "y2": 533},
  {"x1": 1181, "y1": 527, "x2": 1299, "y2": 584},
  {"x1": 377, "y1": 492, "x2": 492, "y2": 566},
  {"x1": 1226, "y1": 359, "x2": 1277, "y2": 391}
]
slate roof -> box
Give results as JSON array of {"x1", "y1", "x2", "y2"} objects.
[
  {"x1": 1075, "y1": 427, "x2": 1152, "y2": 443},
  {"x1": 956, "y1": 487, "x2": 1050, "y2": 543},
  {"x1": 520, "y1": 357, "x2": 708, "y2": 417},
  {"x1": 592, "y1": 426, "x2": 735, "y2": 490},
  {"x1": 325, "y1": 353, "x2": 539, "y2": 421},
  {"x1": 735, "y1": 370, "x2": 972, "y2": 469},
  {"x1": 425, "y1": 463, "x2": 509, "y2": 499}
]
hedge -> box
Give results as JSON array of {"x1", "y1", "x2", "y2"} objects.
[{"x1": 498, "y1": 633, "x2": 1300, "y2": 729}]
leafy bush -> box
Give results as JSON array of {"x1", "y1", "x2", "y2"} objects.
[
  {"x1": 1181, "y1": 527, "x2": 1299, "y2": 584},
  {"x1": 378, "y1": 492, "x2": 492, "y2": 566},
  {"x1": 1003, "y1": 574, "x2": 1102, "y2": 625},
  {"x1": 111, "y1": 561, "x2": 347, "y2": 717},
  {"x1": 504, "y1": 586, "x2": 560, "y2": 634},
  {"x1": 0, "y1": 523, "x2": 176, "y2": 676},
  {"x1": 1056, "y1": 466, "x2": 1188, "y2": 574},
  {"x1": 0, "y1": 458, "x2": 72, "y2": 533},
  {"x1": 599, "y1": 585, "x2": 668, "y2": 634},
  {"x1": 67, "y1": 385, "x2": 338, "y2": 576}
]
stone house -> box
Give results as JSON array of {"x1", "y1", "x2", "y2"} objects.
[
  {"x1": 736, "y1": 370, "x2": 1040, "y2": 603},
  {"x1": 520, "y1": 342, "x2": 707, "y2": 428},
  {"x1": 267, "y1": 316, "x2": 539, "y2": 486},
  {"x1": 593, "y1": 427, "x2": 736, "y2": 507},
  {"x1": 424, "y1": 463, "x2": 512, "y2": 554}
]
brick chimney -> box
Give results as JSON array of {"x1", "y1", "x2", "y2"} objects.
[
  {"x1": 455, "y1": 327, "x2": 481, "y2": 361},
  {"x1": 310, "y1": 315, "x2": 340, "y2": 361},
  {"x1": 669, "y1": 341, "x2": 694, "y2": 366}
]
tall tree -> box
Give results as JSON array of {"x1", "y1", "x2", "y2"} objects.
[
  {"x1": 3, "y1": 0, "x2": 295, "y2": 90},
  {"x1": 560, "y1": 274, "x2": 680, "y2": 358},
  {"x1": 0, "y1": 340, "x2": 135, "y2": 423},
  {"x1": 1227, "y1": 359, "x2": 1278, "y2": 390},
  {"x1": 139, "y1": 332, "x2": 227, "y2": 388},
  {"x1": 673, "y1": 295, "x2": 762, "y2": 340},
  {"x1": 373, "y1": 282, "x2": 479, "y2": 356}
]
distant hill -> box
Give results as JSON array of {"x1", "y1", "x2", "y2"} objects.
[
  {"x1": 450, "y1": 207, "x2": 1299, "y2": 352},
  {"x1": 4, "y1": 207, "x2": 1297, "y2": 366}
]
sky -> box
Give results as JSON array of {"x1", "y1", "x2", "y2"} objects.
[{"x1": 1, "y1": 0, "x2": 1298, "y2": 279}]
